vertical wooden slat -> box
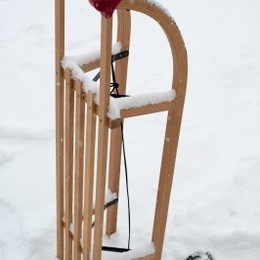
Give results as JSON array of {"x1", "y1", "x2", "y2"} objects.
[
  {"x1": 64, "y1": 70, "x2": 74, "y2": 260},
  {"x1": 82, "y1": 92, "x2": 97, "y2": 260},
  {"x1": 93, "y1": 16, "x2": 113, "y2": 260},
  {"x1": 73, "y1": 81, "x2": 85, "y2": 260},
  {"x1": 55, "y1": 0, "x2": 65, "y2": 258},
  {"x1": 106, "y1": 9, "x2": 131, "y2": 235},
  {"x1": 152, "y1": 97, "x2": 185, "y2": 260}
]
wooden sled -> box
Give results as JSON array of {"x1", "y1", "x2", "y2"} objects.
[{"x1": 55, "y1": 0, "x2": 188, "y2": 259}]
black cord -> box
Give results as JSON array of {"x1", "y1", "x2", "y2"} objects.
[
  {"x1": 91, "y1": 51, "x2": 131, "y2": 253},
  {"x1": 110, "y1": 62, "x2": 131, "y2": 250},
  {"x1": 120, "y1": 122, "x2": 131, "y2": 250}
]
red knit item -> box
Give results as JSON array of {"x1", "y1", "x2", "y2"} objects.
[{"x1": 89, "y1": 0, "x2": 122, "y2": 18}]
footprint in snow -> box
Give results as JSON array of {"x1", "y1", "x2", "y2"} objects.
[
  {"x1": 0, "y1": 199, "x2": 26, "y2": 259},
  {"x1": 0, "y1": 150, "x2": 12, "y2": 166}
]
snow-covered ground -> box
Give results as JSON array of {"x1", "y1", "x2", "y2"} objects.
[{"x1": 1, "y1": 0, "x2": 260, "y2": 259}]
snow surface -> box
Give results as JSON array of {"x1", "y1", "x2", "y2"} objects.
[{"x1": 1, "y1": 0, "x2": 260, "y2": 259}]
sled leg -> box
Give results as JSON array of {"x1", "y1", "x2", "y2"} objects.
[
  {"x1": 106, "y1": 9, "x2": 131, "y2": 236},
  {"x1": 152, "y1": 96, "x2": 185, "y2": 259}
]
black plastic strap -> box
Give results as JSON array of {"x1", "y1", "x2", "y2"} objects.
[
  {"x1": 110, "y1": 93, "x2": 129, "y2": 98},
  {"x1": 102, "y1": 246, "x2": 130, "y2": 253},
  {"x1": 92, "y1": 50, "x2": 129, "y2": 82},
  {"x1": 104, "y1": 197, "x2": 118, "y2": 210},
  {"x1": 112, "y1": 50, "x2": 129, "y2": 62},
  {"x1": 92, "y1": 198, "x2": 118, "y2": 228}
]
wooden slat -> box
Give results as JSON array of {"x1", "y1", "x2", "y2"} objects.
[
  {"x1": 93, "y1": 16, "x2": 113, "y2": 260},
  {"x1": 82, "y1": 92, "x2": 97, "y2": 260},
  {"x1": 73, "y1": 81, "x2": 85, "y2": 260},
  {"x1": 55, "y1": 0, "x2": 65, "y2": 258},
  {"x1": 81, "y1": 59, "x2": 100, "y2": 73},
  {"x1": 120, "y1": 100, "x2": 175, "y2": 119},
  {"x1": 107, "y1": 100, "x2": 175, "y2": 129},
  {"x1": 64, "y1": 69, "x2": 74, "y2": 260},
  {"x1": 60, "y1": 221, "x2": 84, "y2": 254}
]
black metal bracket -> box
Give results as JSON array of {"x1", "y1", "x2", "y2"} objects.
[{"x1": 93, "y1": 50, "x2": 129, "y2": 82}]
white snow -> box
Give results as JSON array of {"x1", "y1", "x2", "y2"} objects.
[
  {"x1": 61, "y1": 42, "x2": 122, "y2": 94},
  {"x1": 145, "y1": 0, "x2": 172, "y2": 20},
  {"x1": 108, "y1": 90, "x2": 176, "y2": 119},
  {"x1": 105, "y1": 189, "x2": 117, "y2": 204},
  {"x1": 106, "y1": 243, "x2": 155, "y2": 260},
  {"x1": 1, "y1": 0, "x2": 260, "y2": 259},
  {"x1": 62, "y1": 42, "x2": 122, "y2": 68}
]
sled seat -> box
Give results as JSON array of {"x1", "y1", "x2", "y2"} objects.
[{"x1": 62, "y1": 46, "x2": 177, "y2": 129}]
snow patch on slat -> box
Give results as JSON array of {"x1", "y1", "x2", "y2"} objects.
[
  {"x1": 107, "y1": 90, "x2": 176, "y2": 120},
  {"x1": 61, "y1": 42, "x2": 122, "y2": 94}
]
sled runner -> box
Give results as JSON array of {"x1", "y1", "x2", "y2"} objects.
[{"x1": 55, "y1": 0, "x2": 188, "y2": 259}]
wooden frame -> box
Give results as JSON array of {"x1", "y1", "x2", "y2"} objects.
[
  {"x1": 55, "y1": 0, "x2": 188, "y2": 259},
  {"x1": 55, "y1": 0, "x2": 65, "y2": 258}
]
